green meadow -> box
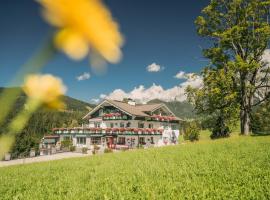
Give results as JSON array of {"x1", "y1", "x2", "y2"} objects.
[{"x1": 1, "y1": 133, "x2": 270, "y2": 200}]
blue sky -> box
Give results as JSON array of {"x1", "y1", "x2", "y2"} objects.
[{"x1": 0, "y1": 0, "x2": 210, "y2": 102}]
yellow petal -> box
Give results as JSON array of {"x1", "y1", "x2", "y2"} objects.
[
  {"x1": 38, "y1": 0, "x2": 124, "y2": 64},
  {"x1": 54, "y1": 29, "x2": 89, "y2": 60}
]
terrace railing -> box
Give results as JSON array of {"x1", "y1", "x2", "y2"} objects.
[{"x1": 52, "y1": 128, "x2": 163, "y2": 136}]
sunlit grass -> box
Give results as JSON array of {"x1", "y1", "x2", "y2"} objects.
[{"x1": 1, "y1": 135, "x2": 270, "y2": 199}]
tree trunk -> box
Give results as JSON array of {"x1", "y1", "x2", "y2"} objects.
[
  {"x1": 240, "y1": 109, "x2": 250, "y2": 135},
  {"x1": 240, "y1": 75, "x2": 251, "y2": 135}
]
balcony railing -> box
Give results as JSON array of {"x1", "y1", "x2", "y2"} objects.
[{"x1": 52, "y1": 128, "x2": 163, "y2": 135}]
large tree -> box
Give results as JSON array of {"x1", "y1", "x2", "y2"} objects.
[
  {"x1": 186, "y1": 68, "x2": 239, "y2": 138},
  {"x1": 196, "y1": 0, "x2": 270, "y2": 135}
]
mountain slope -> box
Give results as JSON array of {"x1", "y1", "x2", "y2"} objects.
[{"x1": 148, "y1": 99, "x2": 196, "y2": 119}]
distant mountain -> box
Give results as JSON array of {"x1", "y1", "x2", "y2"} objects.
[
  {"x1": 0, "y1": 87, "x2": 95, "y2": 112},
  {"x1": 147, "y1": 99, "x2": 196, "y2": 120}
]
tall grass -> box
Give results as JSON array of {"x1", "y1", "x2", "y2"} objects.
[{"x1": 0, "y1": 135, "x2": 270, "y2": 199}]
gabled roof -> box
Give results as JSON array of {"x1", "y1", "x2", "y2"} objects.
[
  {"x1": 107, "y1": 100, "x2": 161, "y2": 117},
  {"x1": 83, "y1": 99, "x2": 181, "y2": 120}
]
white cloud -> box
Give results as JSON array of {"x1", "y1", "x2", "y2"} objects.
[
  {"x1": 100, "y1": 73, "x2": 203, "y2": 103},
  {"x1": 76, "y1": 72, "x2": 91, "y2": 81},
  {"x1": 174, "y1": 71, "x2": 197, "y2": 80},
  {"x1": 174, "y1": 71, "x2": 186, "y2": 79},
  {"x1": 146, "y1": 63, "x2": 163, "y2": 72},
  {"x1": 90, "y1": 98, "x2": 100, "y2": 104}
]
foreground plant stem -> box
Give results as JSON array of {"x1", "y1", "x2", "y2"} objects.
[
  {"x1": 0, "y1": 99, "x2": 41, "y2": 158},
  {"x1": 0, "y1": 38, "x2": 55, "y2": 127}
]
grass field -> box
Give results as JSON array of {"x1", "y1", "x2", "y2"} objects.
[{"x1": 1, "y1": 133, "x2": 270, "y2": 199}]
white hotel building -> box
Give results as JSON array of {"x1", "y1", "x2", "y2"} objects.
[{"x1": 52, "y1": 99, "x2": 182, "y2": 149}]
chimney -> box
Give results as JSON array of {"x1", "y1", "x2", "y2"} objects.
[{"x1": 127, "y1": 98, "x2": 136, "y2": 106}]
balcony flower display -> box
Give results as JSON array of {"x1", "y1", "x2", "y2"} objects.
[
  {"x1": 119, "y1": 128, "x2": 126, "y2": 133},
  {"x1": 105, "y1": 128, "x2": 112, "y2": 133},
  {"x1": 103, "y1": 112, "x2": 124, "y2": 120},
  {"x1": 151, "y1": 115, "x2": 176, "y2": 122}
]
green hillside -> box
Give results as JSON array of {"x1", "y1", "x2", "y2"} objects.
[
  {"x1": 0, "y1": 134, "x2": 269, "y2": 199},
  {"x1": 0, "y1": 87, "x2": 94, "y2": 158},
  {"x1": 148, "y1": 99, "x2": 196, "y2": 119}
]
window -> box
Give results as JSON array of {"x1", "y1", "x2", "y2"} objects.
[
  {"x1": 171, "y1": 124, "x2": 178, "y2": 130},
  {"x1": 95, "y1": 122, "x2": 101, "y2": 128},
  {"x1": 115, "y1": 123, "x2": 118, "y2": 127},
  {"x1": 126, "y1": 122, "x2": 131, "y2": 128},
  {"x1": 99, "y1": 109, "x2": 103, "y2": 117},
  {"x1": 139, "y1": 137, "x2": 145, "y2": 145},
  {"x1": 148, "y1": 124, "x2": 153, "y2": 128},
  {"x1": 150, "y1": 137, "x2": 154, "y2": 144},
  {"x1": 64, "y1": 136, "x2": 71, "y2": 141},
  {"x1": 120, "y1": 122, "x2": 125, "y2": 128},
  {"x1": 110, "y1": 123, "x2": 114, "y2": 128},
  {"x1": 77, "y1": 137, "x2": 86, "y2": 145},
  {"x1": 118, "y1": 137, "x2": 125, "y2": 145},
  {"x1": 138, "y1": 122, "x2": 144, "y2": 128},
  {"x1": 91, "y1": 137, "x2": 101, "y2": 145}
]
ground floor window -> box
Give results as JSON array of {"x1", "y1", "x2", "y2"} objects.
[
  {"x1": 77, "y1": 137, "x2": 86, "y2": 145},
  {"x1": 139, "y1": 137, "x2": 146, "y2": 145},
  {"x1": 91, "y1": 137, "x2": 101, "y2": 145},
  {"x1": 150, "y1": 137, "x2": 154, "y2": 144},
  {"x1": 63, "y1": 136, "x2": 71, "y2": 141},
  {"x1": 118, "y1": 137, "x2": 125, "y2": 145}
]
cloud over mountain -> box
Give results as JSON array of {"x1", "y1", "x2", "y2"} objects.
[{"x1": 96, "y1": 73, "x2": 202, "y2": 103}]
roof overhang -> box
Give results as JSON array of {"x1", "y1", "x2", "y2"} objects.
[{"x1": 83, "y1": 99, "x2": 133, "y2": 120}]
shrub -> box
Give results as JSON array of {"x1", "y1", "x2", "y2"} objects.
[
  {"x1": 92, "y1": 145, "x2": 100, "y2": 155},
  {"x1": 61, "y1": 140, "x2": 72, "y2": 148},
  {"x1": 184, "y1": 121, "x2": 200, "y2": 142},
  {"x1": 70, "y1": 146, "x2": 76, "y2": 152},
  {"x1": 93, "y1": 145, "x2": 100, "y2": 151},
  {"x1": 104, "y1": 148, "x2": 113, "y2": 153},
  {"x1": 82, "y1": 147, "x2": 88, "y2": 154}
]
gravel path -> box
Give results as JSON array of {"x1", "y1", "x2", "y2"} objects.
[{"x1": 0, "y1": 152, "x2": 91, "y2": 167}]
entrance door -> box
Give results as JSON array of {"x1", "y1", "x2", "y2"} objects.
[{"x1": 106, "y1": 137, "x2": 115, "y2": 149}]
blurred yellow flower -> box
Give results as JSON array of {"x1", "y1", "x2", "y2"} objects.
[
  {"x1": 38, "y1": 0, "x2": 124, "y2": 64},
  {"x1": 23, "y1": 74, "x2": 67, "y2": 109}
]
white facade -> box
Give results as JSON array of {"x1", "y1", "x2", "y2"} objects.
[{"x1": 54, "y1": 99, "x2": 182, "y2": 149}]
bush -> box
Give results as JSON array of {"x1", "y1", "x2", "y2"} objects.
[
  {"x1": 104, "y1": 148, "x2": 113, "y2": 153},
  {"x1": 82, "y1": 147, "x2": 88, "y2": 154},
  {"x1": 93, "y1": 145, "x2": 100, "y2": 151},
  {"x1": 70, "y1": 146, "x2": 76, "y2": 152},
  {"x1": 92, "y1": 145, "x2": 100, "y2": 155},
  {"x1": 184, "y1": 121, "x2": 200, "y2": 142},
  {"x1": 61, "y1": 140, "x2": 72, "y2": 148}
]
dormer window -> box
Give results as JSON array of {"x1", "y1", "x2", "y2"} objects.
[{"x1": 99, "y1": 109, "x2": 103, "y2": 117}]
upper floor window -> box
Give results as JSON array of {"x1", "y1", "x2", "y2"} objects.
[
  {"x1": 99, "y1": 109, "x2": 103, "y2": 117},
  {"x1": 110, "y1": 123, "x2": 114, "y2": 128},
  {"x1": 120, "y1": 122, "x2": 125, "y2": 128},
  {"x1": 138, "y1": 122, "x2": 144, "y2": 128},
  {"x1": 95, "y1": 122, "x2": 101, "y2": 128},
  {"x1": 126, "y1": 122, "x2": 131, "y2": 128},
  {"x1": 148, "y1": 124, "x2": 153, "y2": 128}
]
